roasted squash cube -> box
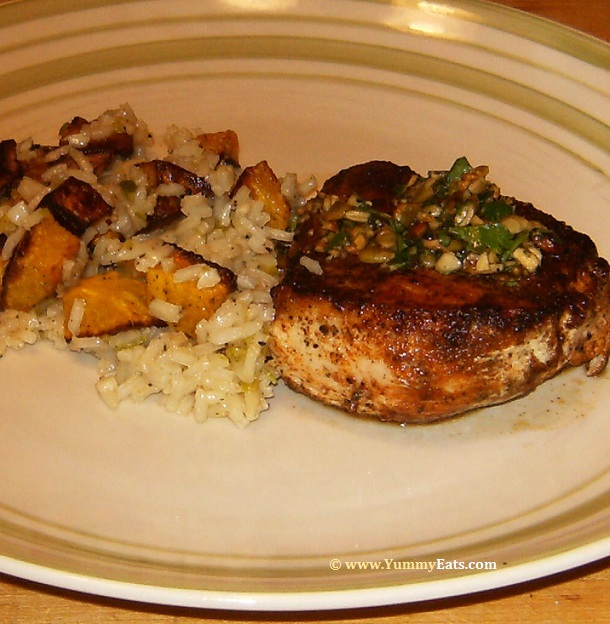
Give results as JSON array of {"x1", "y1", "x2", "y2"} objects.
[
  {"x1": 146, "y1": 248, "x2": 235, "y2": 338},
  {"x1": 63, "y1": 271, "x2": 158, "y2": 339},
  {"x1": 0, "y1": 139, "x2": 22, "y2": 195},
  {"x1": 198, "y1": 130, "x2": 240, "y2": 166},
  {"x1": 137, "y1": 159, "x2": 212, "y2": 196},
  {"x1": 136, "y1": 160, "x2": 213, "y2": 233},
  {"x1": 1, "y1": 214, "x2": 80, "y2": 311},
  {"x1": 59, "y1": 115, "x2": 134, "y2": 158},
  {"x1": 234, "y1": 160, "x2": 290, "y2": 230},
  {"x1": 0, "y1": 241, "x2": 9, "y2": 294},
  {"x1": 41, "y1": 176, "x2": 112, "y2": 236}
]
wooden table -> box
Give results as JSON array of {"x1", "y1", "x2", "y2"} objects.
[{"x1": 1, "y1": 1, "x2": 609, "y2": 622}]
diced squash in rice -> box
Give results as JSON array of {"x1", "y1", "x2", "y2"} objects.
[
  {"x1": 41, "y1": 176, "x2": 113, "y2": 236},
  {"x1": 234, "y1": 160, "x2": 291, "y2": 230},
  {"x1": 197, "y1": 130, "x2": 240, "y2": 166},
  {"x1": 146, "y1": 247, "x2": 236, "y2": 338},
  {"x1": 0, "y1": 236, "x2": 10, "y2": 292},
  {"x1": 136, "y1": 160, "x2": 213, "y2": 233},
  {"x1": 63, "y1": 271, "x2": 158, "y2": 339},
  {"x1": 0, "y1": 139, "x2": 22, "y2": 194},
  {"x1": 59, "y1": 115, "x2": 134, "y2": 159},
  {"x1": 0, "y1": 105, "x2": 302, "y2": 425},
  {"x1": 0, "y1": 259, "x2": 9, "y2": 300},
  {"x1": 137, "y1": 159, "x2": 211, "y2": 196},
  {"x1": 1, "y1": 213, "x2": 80, "y2": 311}
]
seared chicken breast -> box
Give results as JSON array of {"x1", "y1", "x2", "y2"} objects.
[{"x1": 270, "y1": 160, "x2": 610, "y2": 423}]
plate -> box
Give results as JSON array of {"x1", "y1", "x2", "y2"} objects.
[{"x1": 0, "y1": 0, "x2": 610, "y2": 612}]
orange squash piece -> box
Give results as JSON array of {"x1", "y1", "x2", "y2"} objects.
[
  {"x1": 1, "y1": 214, "x2": 80, "y2": 311},
  {"x1": 234, "y1": 160, "x2": 290, "y2": 230},
  {"x1": 146, "y1": 248, "x2": 235, "y2": 338},
  {"x1": 63, "y1": 271, "x2": 158, "y2": 339},
  {"x1": 198, "y1": 130, "x2": 240, "y2": 166}
]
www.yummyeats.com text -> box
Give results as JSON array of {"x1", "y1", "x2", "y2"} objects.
[{"x1": 329, "y1": 558, "x2": 497, "y2": 572}]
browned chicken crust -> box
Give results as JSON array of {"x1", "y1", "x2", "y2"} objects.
[{"x1": 270, "y1": 161, "x2": 610, "y2": 423}]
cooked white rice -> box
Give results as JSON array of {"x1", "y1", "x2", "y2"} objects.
[{"x1": 0, "y1": 104, "x2": 317, "y2": 427}]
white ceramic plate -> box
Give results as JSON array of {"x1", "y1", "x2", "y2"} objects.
[{"x1": 0, "y1": 0, "x2": 610, "y2": 612}]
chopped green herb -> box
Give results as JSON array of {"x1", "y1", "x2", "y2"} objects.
[
  {"x1": 451, "y1": 223, "x2": 514, "y2": 256},
  {"x1": 501, "y1": 229, "x2": 530, "y2": 261},
  {"x1": 481, "y1": 200, "x2": 512, "y2": 222},
  {"x1": 326, "y1": 230, "x2": 352, "y2": 250},
  {"x1": 446, "y1": 156, "x2": 472, "y2": 183},
  {"x1": 437, "y1": 230, "x2": 451, "y2": 247},
  {"x1": 119, "y1": 179, "x2": 137, "y2": 198}
]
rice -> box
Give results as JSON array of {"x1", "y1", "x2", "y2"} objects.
[
  {"x1": 299, "y1": 255, "x2": 324, "y2": 275},
  {"x1": 0, "y1": 104, "x2": 316, "y2": 427},
  {"x1": 66, "y1": 297, "x2": 86, "y2": 336}
]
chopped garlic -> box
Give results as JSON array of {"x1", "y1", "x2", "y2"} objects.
[{"x1": 436, "y1": 252, "x2": 461, "y2": 274}]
